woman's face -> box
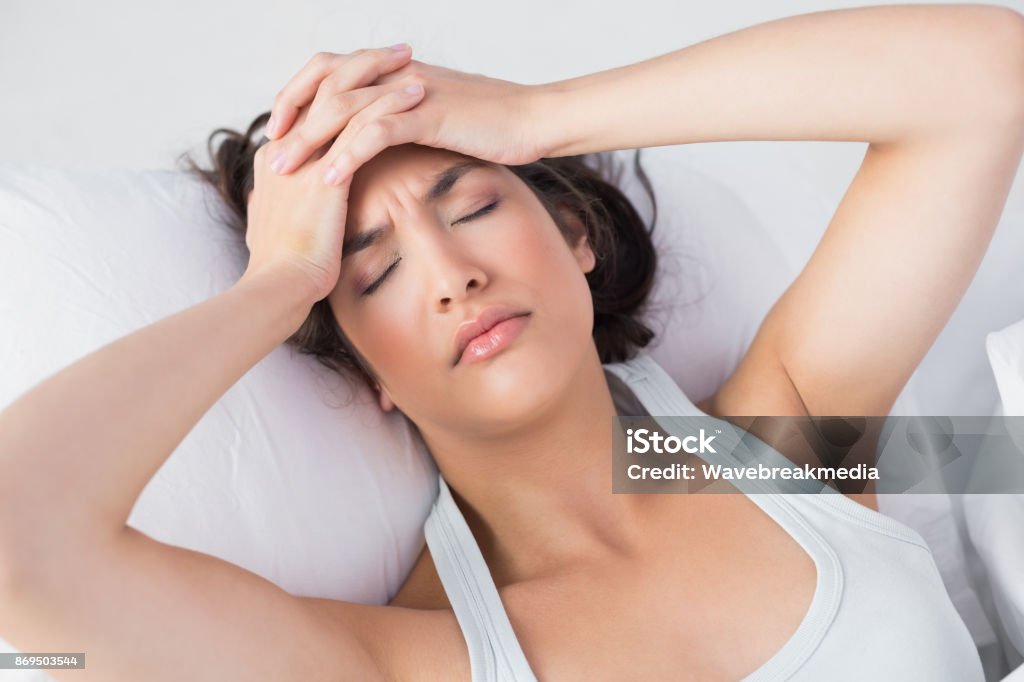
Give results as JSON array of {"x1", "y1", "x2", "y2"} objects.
[{"x1": 327, "y1": 143, "x2": 597, "y2": 436}]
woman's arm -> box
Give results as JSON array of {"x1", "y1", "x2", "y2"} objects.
[
  {"x1": 0, "y1": 267, "x2": 315, "y2": 552},
  {"x1": 534, "y1": 3, "x2": 1024, "y2": 153},
  {"x1": 0, "y1": 269, "x2": 398, "y2": 681},
  {"x1": 531, "y1": 3, "x2": 1024, "y2": 417}
]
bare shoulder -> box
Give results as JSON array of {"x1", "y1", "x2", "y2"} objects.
[
  {"x1": 0, "y1": 524, "x2": 468, "y2": 682},
  {"x1": 304, "y1": 588, "x2": 467, "y2": 682},
  {"x1": 290, "y1": 543, "x2": 465, "y2": 681}
]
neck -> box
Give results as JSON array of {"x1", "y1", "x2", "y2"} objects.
[{"x1": 418, "y1": 346, "x2": 653, "y2": 587}]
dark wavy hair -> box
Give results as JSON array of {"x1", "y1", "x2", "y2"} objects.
[{"x1": 180, "y1": 110, "x2": 661, "y2": 400}]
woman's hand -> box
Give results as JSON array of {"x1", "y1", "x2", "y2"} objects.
[
  {"x1": 241, "y1": 46, "x2": 439, "y2": 304},
  {"x1": 261, "y1": 45, "x2": 550, "y2": 185},
  {"x1": 241, "y1": 137, "x2": 350, "y2": 304}
]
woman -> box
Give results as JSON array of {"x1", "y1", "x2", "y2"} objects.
[{"x1": 1, "y1": 3, "x2": 1022, "y2": 680}]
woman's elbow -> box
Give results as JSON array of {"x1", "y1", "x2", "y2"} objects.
[{"x1": 974, "y1": 5, "x2": 1024, "y2": 124}]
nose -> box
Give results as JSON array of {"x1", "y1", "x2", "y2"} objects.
[{"x1": 410, "y1": 223, "x2": 489, "y2": 310}]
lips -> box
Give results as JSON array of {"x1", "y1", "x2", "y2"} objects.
[{"x1": 452, "y1": 304, "x2": 532, "y2": 367}]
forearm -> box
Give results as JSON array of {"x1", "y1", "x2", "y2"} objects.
[
  {"x1": 0, "y1": 267, "x2": 315, "y2": 555},
  {"x1": 534, "y1": 3, "x2": 1024, "y2": 155}
]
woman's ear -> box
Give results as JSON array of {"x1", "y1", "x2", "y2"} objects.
[
  {"x1": 558, "y1": 207, "x2": 596, "y2": 274},
  {"x1": 376, "y1": 383, "x2": 395, "y2": 412}
]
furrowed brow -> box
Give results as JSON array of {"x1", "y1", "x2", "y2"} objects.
[{"x1": 341, "y1": 160, "x2": 495, "y2": 260}]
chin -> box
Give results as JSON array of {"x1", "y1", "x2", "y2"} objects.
[{"x1": 469, "y1": 349, "x2": 574, "y2": 423}]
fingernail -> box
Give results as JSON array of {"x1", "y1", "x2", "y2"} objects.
[
  {"x1": 271, "y1": 152, "x2": 287, "y2": 174},
  {"x1": 265, "y1": 115, "x2": 277, "y2": 137},
  {"x1": 389, "y1": 42, "x2": 410, "y2": 51},
  {"x1": 323, "y1": 166, "x2": 340, "y2": 186},
  {"x1": 403, "y1": 83, "x2": 424, "y2": 96}
]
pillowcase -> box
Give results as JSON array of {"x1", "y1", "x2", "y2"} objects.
[
  {"x1": 960, "y1": 318, "x2": 1024, "y2": 673},
  {"x1": 0, "y1": 163, "x2": 438, "y2": 608},
  {"x1": 987, "y1": 317, "x2": 1024, "y2": 417}
]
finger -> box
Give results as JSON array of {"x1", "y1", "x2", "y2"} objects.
[
  {"x1": 264, "y1": 51, "x2": 342, "y2": 140},
  {"x1": 370, "y1": 59, "x2": 420, "y2": 88},
  {"x1": 266, "y1": 44, "x2": 411, "y2": 141},
  {"x1": 269, "y1": 47, "x2": 414, "y2": 175},
  {"x1": 271, "y1": 82, "x2": 402, "y2": 175},
  {"x1": 320, "y1": 79, "x2": 424, "y2": 178},
  {"x1": 319, "y1": 44, "x2": 412, "y2": 100},
  {"x1": 260, "y1": 106, "x2": 313, "y2": 175},
  {"x1": 322, "y1": 81, "x2": 426, "y2": 186}
]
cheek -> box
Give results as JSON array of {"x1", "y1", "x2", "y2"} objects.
[
  {"x1": 333, "y1": 295, "x2": 422, "y2": 386},
  {"x1": 498, "y1": 208, "x2": 573, "y2": 279},
  {"x1": 332, "y1": 207, "x2": 592, "y2": 386},
  {"x1": 506, "y1": 215, "x2": 594, "y2": 327},
  {"x1": 357, "y1": 297, "x2": 424, "y2": 373}
]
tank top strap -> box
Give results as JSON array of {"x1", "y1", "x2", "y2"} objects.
[
  {"x1": 419, "y1": 350, "x2": 681, "y2": 681},
  {"x1": 603, "y1": 349, "x2": 703, "y2": 417},
  {"x1": 423, "y1": 474, "x2": 539, "y2": 682},
  {"x1": 606, "y1": 350, "x2": 828, "y2": 494},
  {"x1": 607, "y1": 352, "x2": 847, "y2": 679},
  {"x1": 421, "y1": 351, "x2": 981, "y2": 681}
]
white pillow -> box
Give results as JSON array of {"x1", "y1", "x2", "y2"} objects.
[
  {"x1": 0, "y1": 163, "x2": 438, "y2": 607},
  {"x1": 987, "y1": 317, "x2": 1024, "y2": 417},
  {"x1": 960, "y1": 318, "x2": 1024, "y2": 674}
]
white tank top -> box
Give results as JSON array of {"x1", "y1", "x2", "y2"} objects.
[{"x1": 422, "y1": 350, "x2": 985, "y2": 681}]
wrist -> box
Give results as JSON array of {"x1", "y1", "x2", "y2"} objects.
[
  {"x1": 528, "y1": 76, "x2": 604, "y2": 159},
  {"x1": 236, "y1": 264, "x2": 319, "y2": 330},
  {"x1": 528, "y1": 80, "x2": 580, "y2": 159}
]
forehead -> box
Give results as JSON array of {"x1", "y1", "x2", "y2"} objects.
[
  {"x1": 344, "y1": 145, "x2": 507, "y2": 237},
  {"x1": 348, "y1": 144, "x2": 480, "y2": 203}
]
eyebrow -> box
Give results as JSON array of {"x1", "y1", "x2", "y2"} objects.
[{"x1": 341, "y1": 160, "x2": 495, "y2": 261}]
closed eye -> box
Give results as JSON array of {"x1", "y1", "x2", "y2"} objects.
[
  {"x1": 358, "y1": 199, "x2": 502, "y2": 297},
  {"x1": 452, "y1": 199, "x2": 500, "y2": 226}
]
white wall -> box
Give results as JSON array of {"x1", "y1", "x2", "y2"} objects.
[{"x1": 1, "y1": 0, "x2": 1018, "y2": 173}]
